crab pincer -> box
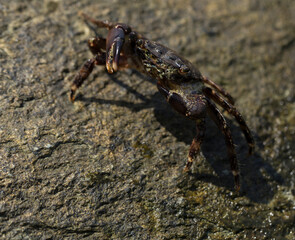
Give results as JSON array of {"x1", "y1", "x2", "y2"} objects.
[{"x1": 106, "y1": 24, "x2": 131, "y2": 73}]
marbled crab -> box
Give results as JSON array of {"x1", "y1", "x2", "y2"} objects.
[{"x1": 70, "y1": 13, "x2": 255, "y2": 191}]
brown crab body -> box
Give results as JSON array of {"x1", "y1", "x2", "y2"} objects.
[
  {"x1": 135, "y1": 40, "x2": 203, "y2": 86},
  {"x1": 70, "y1": 13, "x2": 255, "y2": 191}
]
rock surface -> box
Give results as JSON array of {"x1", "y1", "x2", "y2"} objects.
[{"x1": 0, "y1": 0, "x2": 294, "y2": 239}]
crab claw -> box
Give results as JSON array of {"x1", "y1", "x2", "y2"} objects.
[{"x1": 106, "y1": 27, "x2": 125, "y2": 73}]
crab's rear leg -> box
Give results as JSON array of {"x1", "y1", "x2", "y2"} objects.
[
  {"x1": 202, "y1": 76, "x2": 235, "y2": 105},
  {"x1": 206, "y1": 99, "x2": 240, "y2": 191},
  {"x1": 203, "y1": 87, "x2": 255, "y2": 155}
]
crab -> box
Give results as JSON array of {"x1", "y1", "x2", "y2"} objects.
[{"x1": 70, "y1": 13, "x2": 255, "y2": 191}]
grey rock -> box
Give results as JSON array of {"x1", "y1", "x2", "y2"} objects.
[{"x1": 0, "y1": 0, "x2": 294, "y2": 239}]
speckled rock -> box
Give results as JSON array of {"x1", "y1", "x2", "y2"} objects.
[{"x1": 0, "y1": 0, "x2": 294, "y2": 239}]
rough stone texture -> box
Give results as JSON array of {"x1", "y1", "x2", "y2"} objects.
[{"x1": 0, "y1": 0, "x2": 294, "y2": 239}]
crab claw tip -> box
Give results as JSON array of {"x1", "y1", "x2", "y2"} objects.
[
  {"x1": 106, "y1": 62, "x2": 113, "y2": 73},
  {"x1": 112, "y1": 62, "x2": 118, "y2": 72}
]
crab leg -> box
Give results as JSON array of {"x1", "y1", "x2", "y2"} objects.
[
  {"x1": 184, "y1": 118, "x2": 206, "y2": 171},
  {"x1": 202, "y1": 76, "x2": 235, "y2": 105},
  {"x1": 203, "y1": 87, "x2": 255, "y2": 155},
  {"x1": 70, "y1": 58, "x2": 95, "y2": 102},
  {"x1": 206, "y1": 98, "x2": 240, "y2": 191},
  {"x1": 70, "y1": 54, "x2": 107, "y2": 102},
  {"x1": 78, "y1": 12, "x2": 116, "y2": 29},
  {"x1": 70, "y1": 37, "x2": 107, "y2": 102}
]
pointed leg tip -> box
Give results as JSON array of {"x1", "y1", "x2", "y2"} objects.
[
  {"x1": 183, "y1": 160, "x2": 193, "y2": 173},
  {"x1": 233, "y1": 174, "x2": 240, "y2": 192},
  {"x1": 234, "y1": 181, "x2": 240, "y2": 192},
  {"x1": 248, "y1": 144, "x2": 255, "y2": 156},
  {"x1": 70, "y1": 89, "x2": 76, "y2": 102},
  {"x1": 70, "y1": 95, "x2": 75, "y2": 103}
]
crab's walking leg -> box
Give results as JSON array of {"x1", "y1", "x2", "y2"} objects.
[
  {"x1": 202, "y1": 76, "x2": 235, "y2": 105},
  {"x1": 70, "y1": 58, "x2": 95, "y2": 102},
  {"x1": 79, "y1": 12, "x2": 116, "y2": 29},
  {"x1": 70, "y1": 37, "x2": 107, "y2": 102},
  {"x1": 184, "y1": 118, "x2": 206, "y2": 171},
  {"x1": 206, "y1": 99, "x2": 240, "y2": 191},
  {"x1": 70, "y1": 54, "x2": 106, "y2": 102},
  {"x1": 203, "y1": 87, "x2": 255, "y2": 155}
]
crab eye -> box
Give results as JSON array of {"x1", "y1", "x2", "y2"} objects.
[
  {"x1": 179, "y1": 66, "x2": 189, "y2": 73},
  {"x1": 137, "y1": 39, "x2": 143, "y2": 46}
]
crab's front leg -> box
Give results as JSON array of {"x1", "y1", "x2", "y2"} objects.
[
  {"x1": 105, "y1": 24, "x2": 131, "y2": 73},
  {"x1": 70, "y1": 25, "x2": 132, "y2": 102},
  {"x1": 70, "y1": 37, "x2": 106, "y2": 102}
]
